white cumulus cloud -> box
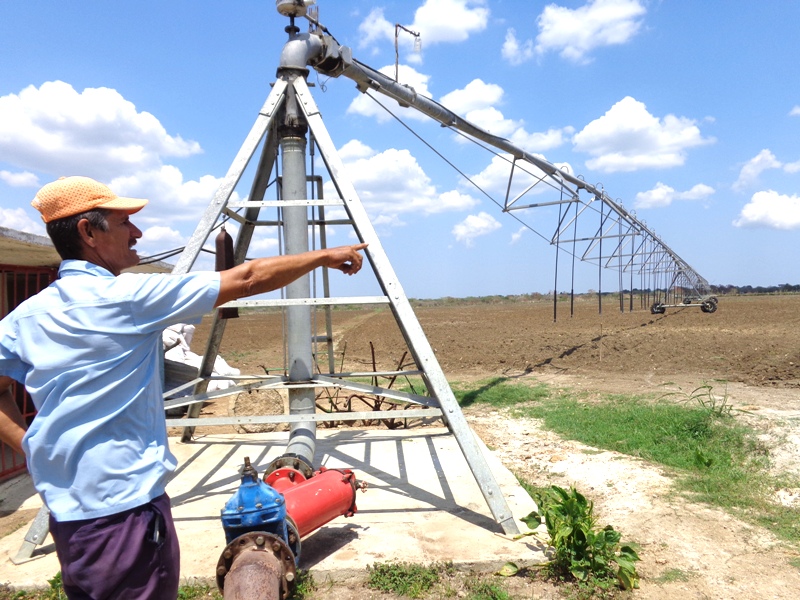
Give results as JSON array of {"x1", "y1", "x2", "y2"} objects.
[
  {"x1": 732, "y1": 149, "x2": 783, "y2": 192},
  {"x1": 0, "y1": 170, "x2": 39, "y2": 187},
  {"x1": 573, "y1": 96, "x2": 713, "y2": 172},
  {"x1": 502, "y1": 28, "x2": 534, "y2": 66},
  {"x1": 510, "y1": 226, "x2": 528, "y2": 244},
  {"x1": 790, "y1": 106, "x2": 800, "y2": 117},
  {"x1": 452, "y1": 211, "x2": 501, "y2": 246},
  {"x1": 536, "y1": 0, "x2": 647, "y2": 64},
  {"x1": 324, "y1": 141, "x2": 479, "y2": 225},
  {"x1": 109, "y1": 166, "x2": 237, "y2": 229},
  {"x1": 734, "y1": 190, "x2": 800, "y2": 229},
  {"x1": 0, "y1": 207, "x2": 46, "y2": 235},
  {"x1": 410, "y1": 0, "x2": 489, "y2": 45},
  {"x1": 357, "y1": 8, "x2": 395, "y2": 49},
  {"x1": 347, "y1": 65, "x2": 432, "y2": 123},
  {"x1": 439, "y1": 79, "x2": 504, "y2": 114},
  {"x1": 357, "y1": 0, "x2": 489, "y2": 52},
  {"x1": 467, "y1": 153, "x2": 573, "y2": 203},
  {"x1": 439, "y1": 79, "x2": 572, "y2": 153},
  {"x1": 137, "y1": 225, "x2": 184, "y2": 258},
  {"x1": 0, "y1": 81, "x2": 201, "y2": 181},
  {"x1": 635, "y1": 182, "x2": 715, "y2": 209}
]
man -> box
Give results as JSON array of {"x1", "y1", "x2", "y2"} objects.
[{"x1": 0, "y1": 176, "x2": 367, "y2": 599}]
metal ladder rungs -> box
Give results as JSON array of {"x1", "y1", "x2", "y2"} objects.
[
  {"x1": 166, "y1": 408, "x2": 442, "y2": 428},
  {"x1": 221, "y1": 295, "x2": 390, "y2": 309}
]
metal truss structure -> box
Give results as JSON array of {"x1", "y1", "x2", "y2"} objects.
[
  {"x1": 161, "y1": 34, "x2": 520, "y2": 534},
  {"x1": 302, "y1": 12, "x2": 716, "y2": 317}
]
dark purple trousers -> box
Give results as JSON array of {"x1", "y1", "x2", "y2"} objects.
[{"x1": 48, "y1": 493, "x2": 180, "y2": 600}]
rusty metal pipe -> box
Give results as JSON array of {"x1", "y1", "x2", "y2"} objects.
[
  {"x1": 223, "y1": 549, "x2": 282, "y2": 600},
  {"x1": 217, "y1": 532, "x2": 297, "y2": 600}
]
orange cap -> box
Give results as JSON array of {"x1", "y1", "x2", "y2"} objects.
[{"x1": 32, "y1": 176, "x2": 149, "y2": 223}]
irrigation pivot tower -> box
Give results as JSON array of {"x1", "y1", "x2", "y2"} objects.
[
  {"x1": 299, "y1": 4, "x2": 716, "y2": 317},
  {"x1": 164, "y1": 0, "x2": 523, "y2": 536},
  {"x1": 169, "y1": 0, "x2": 716, "y2": 532}
]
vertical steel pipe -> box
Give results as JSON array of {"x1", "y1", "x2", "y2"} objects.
[{"x1": 279, "y1": 109, "x2": 316, "y2": 471}]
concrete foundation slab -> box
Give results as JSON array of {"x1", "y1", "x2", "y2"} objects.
[{"x1": 1, "y1": 428, "x2": 547, "y2": 590}]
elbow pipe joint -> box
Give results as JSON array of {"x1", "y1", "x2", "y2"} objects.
[{"x1": 278, "y1": 31, "x2": 324, "y2": 73}]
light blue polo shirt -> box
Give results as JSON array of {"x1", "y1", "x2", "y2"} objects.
[{"x1": 0, "y1": 260, "x2": 220, "y2": 521}]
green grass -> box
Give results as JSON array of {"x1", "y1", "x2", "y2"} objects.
[
  {"x1": 0, "y1": 577, "x2": 226, "y2": 600},
  {"x1": 463, "y1": 576, "x2": 513, "y2": 600},
  {"x1": 467, "y1": 379, "x2": 800, "y2": 545},
  {"x1": 366, "y1": 561, "x2": 455, "y2": 598},
  {"x1": 452, "y1": 377, "x2": 550, "y2": 408},
  {"x1": 450, "y1": 376, "x2": 800, "y2": 544},
  {"x1": 653, "y1": 568, "x2": 697, "y2": 584}
]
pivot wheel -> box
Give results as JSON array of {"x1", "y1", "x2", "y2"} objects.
[
  {"x1": 701, "y1": 300, "x2": 717, "y2": 313},
  {"x1": 650, "y1": 302, "x2": 666, "y2": 315}
]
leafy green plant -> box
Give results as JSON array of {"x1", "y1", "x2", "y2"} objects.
[
  {"x1": 366, "y1": 561, "x2": 454, "y2": 598},
  {"x1": 522, "y1": 486, "x2": 640, "y2": 591}
]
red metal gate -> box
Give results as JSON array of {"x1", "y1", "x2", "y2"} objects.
[{"x1": 1, "y1": 264, "x2": 57, "y2": 482}]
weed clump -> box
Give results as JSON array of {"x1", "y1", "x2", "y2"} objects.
[
  {"x1": 366, "y1": 561, "x2": 455, "y2": 598},
  {"x1": 522, "y1": 485, "x2": 640, "y2": 592}
]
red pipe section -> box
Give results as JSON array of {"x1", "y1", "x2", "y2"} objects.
[{"x1": 265, "y1": 466, "x2": 363, "y2": 538}]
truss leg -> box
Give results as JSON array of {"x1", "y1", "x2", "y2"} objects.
[
  {"x1": 294, "y1": 77, "x2": 520, "y2": 535},
  {"x1": 11, "y1": 505, "x2": 50, "y2": 564}
]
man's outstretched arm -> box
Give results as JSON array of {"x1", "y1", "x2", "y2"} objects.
[
  {"x1": 215, "y1": 243, "x2": 368, "y2": 308},
  {"x1": 0, "y1": 376, "x2": 26, "y2": 456}
]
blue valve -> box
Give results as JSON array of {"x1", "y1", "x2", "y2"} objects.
[{"x1": 220, "y1": 457, "x2": 288, "y2": 545}]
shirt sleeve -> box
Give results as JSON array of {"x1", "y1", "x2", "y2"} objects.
[
  {"x1": 0, "y1": 316, "x2": 27, "y2": 383},
  {"x1": 125, "y1": 271, "x2": 221, "y2": 333}
]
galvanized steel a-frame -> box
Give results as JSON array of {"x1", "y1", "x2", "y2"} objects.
[{"x1": 167, "y1": 35, "x2": 520, "y2": 534}]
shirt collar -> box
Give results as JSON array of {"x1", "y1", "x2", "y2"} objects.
[{"x1": 58, "y1": 260, "x2": 115, "y2": 279}]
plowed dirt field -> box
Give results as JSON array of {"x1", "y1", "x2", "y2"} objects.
[{"x1": 192, "y1": 293, "x2": 800, "y2": 599}]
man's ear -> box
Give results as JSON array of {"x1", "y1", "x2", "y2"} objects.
[{"x1": 76, "y1": 218, "x2": 98, "y2": 248}]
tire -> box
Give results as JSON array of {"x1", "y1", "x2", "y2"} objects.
[{"x1": 701, "y1": 300, "x2": 717, "y2": 313}]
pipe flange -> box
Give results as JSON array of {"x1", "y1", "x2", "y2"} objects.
[
  {"x1": 266, "y1": 454, "x2": 314, "y2": 480},
  {"x1": 216, "y1": 531, "x2": 297, "y2": 599},
  {"x1": 285, "y1": 515, "x2": 302, "y2": 563}
]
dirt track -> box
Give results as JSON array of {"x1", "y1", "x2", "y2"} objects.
[{"x1": 196, "y1": 294, "x2": 800, "y2": 599}]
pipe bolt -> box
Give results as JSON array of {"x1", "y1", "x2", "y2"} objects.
[
  {"x1": 216, "y1": 566, "x2": 227, "y2": 577},
  {"x1": 223, "y1": 550, "x2": 232, "y2": 560},
  {"x1": 285, "y1": 572, "x2": 295, "y2": 582},
  {"x1": 255, "y1": 536, "x2": 265, "y2": 546},
  {"x1": 272, "y1": 541, "x2": 282, "y2": 552}
]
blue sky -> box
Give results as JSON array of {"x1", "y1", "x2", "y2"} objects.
[{"x1": 1, "y1": 0, "x2": 799, "y2": 299}]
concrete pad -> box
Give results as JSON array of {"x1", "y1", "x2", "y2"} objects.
[{"x1": 1, "y1": 428, "x2": 547, "y2": 589}]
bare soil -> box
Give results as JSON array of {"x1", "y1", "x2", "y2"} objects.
[
  {"x1": 5, "y1": 294, "x2": 799, "y2": 598},
  {"x1": 198, "y1": 293, "x2": 800, "y2": 599}
]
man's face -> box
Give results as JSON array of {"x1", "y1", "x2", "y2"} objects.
[{"x1": 91, "y1": 211, "x2": 143, "y2": 275}]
